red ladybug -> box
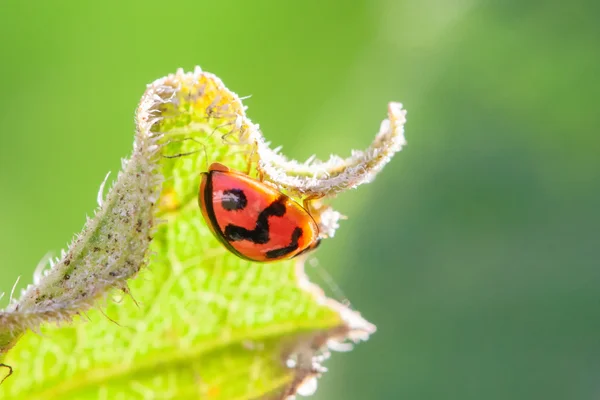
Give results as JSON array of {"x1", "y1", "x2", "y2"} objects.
[{"x1": 198, "y1": 163, "x2": 321, "y2": 262}]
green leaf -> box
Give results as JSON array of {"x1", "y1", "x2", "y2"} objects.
[{"x1": 0, "y1": 67, "x2": 406, "y2": 399}]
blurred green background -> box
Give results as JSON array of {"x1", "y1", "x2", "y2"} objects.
[{"x1": 1, "y1": 1, "x2": 599, "y2": 399}]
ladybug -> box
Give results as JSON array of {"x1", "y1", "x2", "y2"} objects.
[{"x1": 198, "y1": 163, "x2": 321, "y2": 262}]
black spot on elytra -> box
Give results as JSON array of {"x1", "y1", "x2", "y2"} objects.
[
  {"x1": 221, "y1": 189, "x2": 248, "y2": 211},
  {"x1": 224, "y1": 198, "x2": 286, "y2": 244},
  {"x1": 223, "y1": 197, "x2": 306, "y2": 259},
  {"x1": 266, "y1": 227, "x2": 303, "y2": 259},
  {"x1": 295, "y1": 237, "x2": 321, "y2": 258}
]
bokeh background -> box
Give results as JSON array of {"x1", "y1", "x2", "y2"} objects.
[{"x1": 1, "y1": 1, "x2": 599, "y2": 399}]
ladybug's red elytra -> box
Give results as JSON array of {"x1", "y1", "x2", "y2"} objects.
[{"x1": 198, "y1": 163, "x2": 321, "y2": 262}]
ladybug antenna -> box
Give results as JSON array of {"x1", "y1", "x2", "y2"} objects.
[{"x1": 307, "y1": 257, "x2": 352, "y2": 309}]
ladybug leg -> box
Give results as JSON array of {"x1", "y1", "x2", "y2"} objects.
[
  {"x1": 162, "y1": 138, "x2": 209, "y2": 170},
  {"x1": 244, "y1": 143, "x2": 258, "y2": 176},
  {"x1": 303, "y1": 194, "x2": 327, "y2": 234},
  {"x1": 162, "y1": 150, "x2": 201, "y2": 159},
  {"x1": 208, "y1": 121, "x2": 234, "y2": 140},
  {"x1": 166, "y1": 137, "x2": 204, "y2": 146},
  {"x1": 221, "y1": 129, "x2": 242, "y2": 146},
  {"x1": 0, "y1": 363, "x2": 13, "y2": 385},
  {"x1": 257, "y1": 167, "x2": 265, "y2": 182},
  {"x1": 205, "y1": 94, "x2": 223, "y2": 121},
  {"x1": 209, "y1": 114, "x2": 243, "y2": 146},
  {"x1": 302, "y1": 194, "x2": 324, "y2": 213}
]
